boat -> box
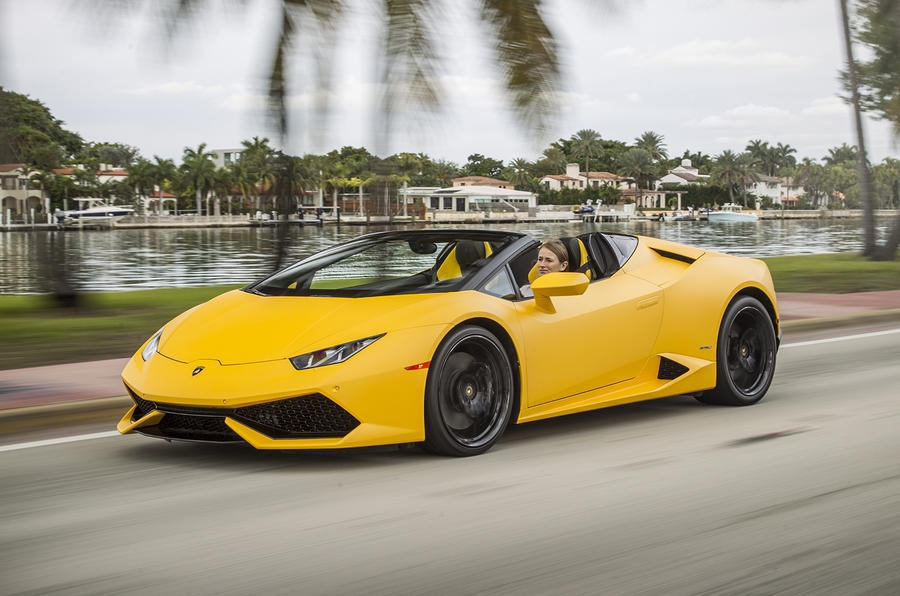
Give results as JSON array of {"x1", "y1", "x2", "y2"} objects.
[
  {"x1": 655, "y1": 210, "x2": 695, "y2": 222},
  {"x1": 708, "y1": 203, "x2": 759, "y2": 222},
  {"x1": 55, "y1": 198, "x2": 135, "y2": 227}
]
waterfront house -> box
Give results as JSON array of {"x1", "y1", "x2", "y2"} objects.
[
  {"x1": 658, "y1": 159, "x2": 710, "y2": 186},
  {"x1": 402, "y1": 185, "x2": 536, "y2": 214},
  {"x1": 0, "y1": 164, "x2": 48, "y2": 221},
  {"x1": 540, "y1": 163, "x2": 626, "y2": 191}
]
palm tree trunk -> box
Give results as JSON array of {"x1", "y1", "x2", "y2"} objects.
[{"x1": 840, "y1": 0, "x2": 877, "y2": 257}]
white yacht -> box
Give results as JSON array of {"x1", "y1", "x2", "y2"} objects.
[
  {"x1": 55, "y1": 198, "x2": 134, "y2": 227},
  {"x1": 708, "y1": 203, "x2": 759, "y2": 222}
]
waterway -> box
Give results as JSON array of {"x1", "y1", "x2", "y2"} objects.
[{"x1": 0, "y1": 218, "x2": 890, "y2": 294}]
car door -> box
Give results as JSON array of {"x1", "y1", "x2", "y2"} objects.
[{"x1": 515, "y1": 273, "x2": 663, "y2": 408}]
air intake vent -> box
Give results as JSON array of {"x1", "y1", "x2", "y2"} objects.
[
  {"x1": 658, "y1": 357, "x2": 689, "y2": 380},
  {"x1": 651, "y1": 248, "x2": 695, "y2": 264}
]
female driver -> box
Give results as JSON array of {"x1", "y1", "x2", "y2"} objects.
[{"x1": 520, "y1": 239, "x2": 569, "y2": 297}]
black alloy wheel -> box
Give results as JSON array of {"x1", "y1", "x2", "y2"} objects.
[
  {"x1": 696, "y1": 295, "x2": 777, "y2": 406},
  {"x1": 424, "y1": 325, "x2": 514, "y2": 456}
]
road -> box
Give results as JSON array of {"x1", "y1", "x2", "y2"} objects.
[{"x1": 2, "y1": 324, "x2": 899, "y2": 595}]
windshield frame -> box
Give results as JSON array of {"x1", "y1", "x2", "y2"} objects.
[{"x1": 244, "y1": 229, "x2": 532, "y2": 298}]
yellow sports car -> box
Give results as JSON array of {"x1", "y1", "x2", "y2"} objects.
[{"x1": 118, "y1": 229, "x2": 779, "y2": 456}]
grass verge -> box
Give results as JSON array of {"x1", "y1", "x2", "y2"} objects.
[{"x1": 762, "y1": 252, "x2": 900, "y2": 293}]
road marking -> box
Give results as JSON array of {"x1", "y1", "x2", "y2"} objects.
[
  {"x1": 782, "y1": 327, "x2": 900, "y2": 349},
  {"x1": 0, "y1": 431, "x2": 120, "y2": 453}
]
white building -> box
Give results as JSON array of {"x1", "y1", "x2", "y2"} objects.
[
  {"x1": 210, "y1": 148, "x2": 243, "y2": 169},
  {"x1": 658, "y1": 159, "x2": 710, "y2": 186},
  {"x1": 540, "y1": 163, "x2": 626, "y2": 192},
  {"x1": 402, "y1": 185, "x2": 536, "y2": 213}
]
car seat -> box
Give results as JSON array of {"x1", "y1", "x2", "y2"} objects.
[{"x1": 435, "y1": 241, "x2": 493, "y2": 281}]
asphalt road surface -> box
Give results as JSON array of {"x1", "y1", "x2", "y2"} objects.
[{"x1": 2, "y1": 325, "x2": 899, "y2": 595}]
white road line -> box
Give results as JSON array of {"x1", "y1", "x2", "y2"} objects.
[
  {"x1": 781, "y1": 327, "x2": 900, "y2": 348},
  {"x1": 0, "y1": 431, "x2": 120, "y2": 453}
]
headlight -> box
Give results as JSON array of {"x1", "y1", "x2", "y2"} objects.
[
  {"x1": 290, "y1": 334, "x2": 384, "y2": 370},
  {"x1": 141, "y1": 329, "x2": 163, "y2": 361}
]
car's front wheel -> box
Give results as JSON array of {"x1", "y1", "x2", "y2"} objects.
[
  {"x1": 424, "y1": 325, "x2": 514, "y2": 456},
  {"x1": 696, "y1": 295, "x2": 777, "y2": 406}
]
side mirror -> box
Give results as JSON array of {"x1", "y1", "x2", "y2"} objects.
[{"x1": 530, "y1": 272, "x2": 589, "y2": 313}]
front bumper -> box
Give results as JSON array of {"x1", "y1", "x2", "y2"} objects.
[{"x1": 118, "y1": 338, "x2": 432, "y2": 449}]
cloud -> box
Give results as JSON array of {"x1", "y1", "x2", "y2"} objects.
[
  {"x1": 801, "y1": 96, "x2": 848, "y2": 116},
  {"x1": 690, "y1": 104, "x2": 791, "y2": 129},
  {"x1": 650, "y1": 38, "x2": 809, "y2": 69}
]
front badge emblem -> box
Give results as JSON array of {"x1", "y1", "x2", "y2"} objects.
[{"x1": 192, "y1": 366, "x2": 205, "y2": 376}]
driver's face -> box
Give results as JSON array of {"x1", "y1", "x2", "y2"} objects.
[{"x1": 537, "y1": 247, "x2": 567, "y2": 276}]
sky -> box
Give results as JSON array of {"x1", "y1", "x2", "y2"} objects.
[{"x1": 1, "y1": 0, "x2": 898, "y2": 167}]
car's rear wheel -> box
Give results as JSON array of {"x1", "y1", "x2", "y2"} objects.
[
  {"x1": 696, "y1": 295, "x2": 776, "y2": 406},
  {"x1": 424, "y1": 325, "x2": 514, "y2": 456}
]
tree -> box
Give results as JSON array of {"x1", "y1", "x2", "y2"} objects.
[
  {"x1": 461, "y1": 153, "x2": 504, "y2": 178},
  {"x1": 180, "y1": 143, "x2": 216, "y2": 215},
  {"x1": 504, "y1": 158, "x2": 534, "y2": 190},
  {"x1": 839, "y1": 0, "x2": 886, "y2": 258},
  {"x1": 0, "y1": 88, "x2": 83, "y2": 164},
  {"x1": 127, "y1": 159, "x2": 156, "y2": 214},
  {"x1": 823, "y1": 143, "x2": 859, "y2": 166},
  {"x1": 634, "y1": 131, "x2": 668, "y2": 162},
  {"x1": 711, "y1": 150, "x2": 753, "y2": 205},
  {"x1": 151, "y1": 156, "x2": 177, "y2": 214},
  {"x1": 572, "y1": 129, "x2": 601, "y2": 178},
  {"x1": 619, "y1": 148, "x2": 654, "y2": 205}
]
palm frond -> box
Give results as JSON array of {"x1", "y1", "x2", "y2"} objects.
[{"x1": 480, "y1": 0, "x2": 561, "y2": 135}]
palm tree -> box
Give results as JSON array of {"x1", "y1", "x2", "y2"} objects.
[
  {"x1": 634, "y1": 131, "x2": 668, "y2": 162},
  {"x1": 180, "y1": 143, "x2": 216, "y2": 216},
  {"x1": 774, "y1": 142, "x2": 797, "y2": 172},
  {"x1": 619, "y1": 148, "x2": 654, "y2": 206},
  {"x1": 823, "y1": 143, "x2": 859, "y2": 167},
  {"x1": 540, "y1": 147, "x2": 567, "y2": 174},
  {"x1": 572, "y1": 129, "x2": 602, "y2": 188},
  {"x1": 229, "y1": 161, "x2": 256, "y2": 213},
  {"x1": 712, "y1": 150, "x2": 753, "y2": 205},
  {"x1": 506, "y1": 158, "x2": 533, "y2": 190},
  {"x1": 151, "y1": 156, "x2": 177, "y2": 215},
  {"x1": 839, "y1": 0, "x2": 879, "y2": 256},
  {"x1": 127, "y1": 159, "x2": 155, "y2": 214},
  {"x1": 212, "y1": 167, "x2": 235, "y2": 216}
]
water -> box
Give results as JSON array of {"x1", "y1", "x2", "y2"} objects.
[{"x1": 0, "y1": 218, "x2": 889, "y2": 294}]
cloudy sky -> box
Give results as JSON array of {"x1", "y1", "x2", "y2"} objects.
[{"x1": 1, "y1": 0, "x2": 897, "y2": 166}]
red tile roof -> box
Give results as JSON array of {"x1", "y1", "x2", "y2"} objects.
[
  {"x1": 543, "y1": 175, "x2": 579, "y2": 181},
  {"x1": 0, "y1": 163, "x2": 25, "y2": 173},
  {"x1": 452, "y1": 176, "x2": 511, "y2": 185},
  {"x1": 581, "y1": 171, "x2": 620, "y2": 179}
]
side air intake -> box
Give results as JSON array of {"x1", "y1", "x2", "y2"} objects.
[
  {"x1": 651, "y1": 248, "x2": 696, "y2": 264},
  {"x1": 658, "y1": 356, "x2": 689, "y2": 380}
]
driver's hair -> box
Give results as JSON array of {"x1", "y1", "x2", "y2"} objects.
[{"x1": 539, "y1": 239, "x2": 569, "y2": 269}]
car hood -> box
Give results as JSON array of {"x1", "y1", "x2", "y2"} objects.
[{"x1": 157, "y1": 289, "x2": 451, "y2": 365}]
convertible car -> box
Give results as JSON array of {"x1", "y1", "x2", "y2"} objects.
[{"x1": 118, "y1": 229, "x2": 779, "y2": 456}]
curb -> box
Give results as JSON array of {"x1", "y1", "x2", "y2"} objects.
[
  {"x1": 0, "y1": 396, "x2": 131, "y2": 439},
  {"x1": 781, "y1": 308, "x2": 900, "y2": 332}
]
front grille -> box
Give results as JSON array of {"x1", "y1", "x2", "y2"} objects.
[
  {"x1": 658, "y1": 357, "x2": 689, "y2": 380},
  {"x1": 233, "y1": 394, "x2": 360, "y2": 438},
  {"x1": 155, "y1": 413, "x2": 242, "y2": 442},
  {"x1": 129, "y1": 392, "x2": 359, "y2": 442}
]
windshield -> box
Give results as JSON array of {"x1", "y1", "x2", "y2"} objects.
[{"x1": 248, "y1": 232, "x2": 519, "y2": 297}]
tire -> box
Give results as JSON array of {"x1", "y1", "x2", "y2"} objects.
[
  {"x1": 424, "y1": 325, "x2": 514, "y2": 456},
  {"x1": 696, "y1": 295, "x2": 777, "y2": 406}
]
